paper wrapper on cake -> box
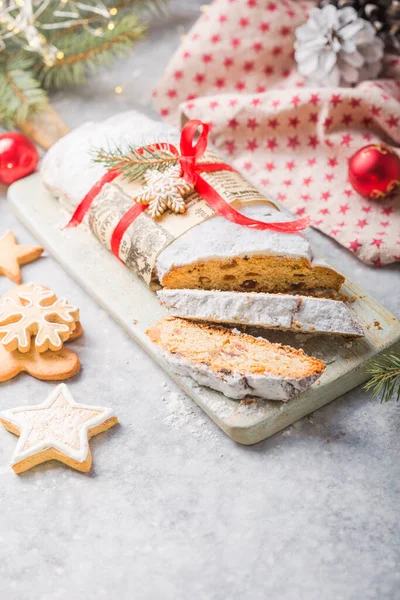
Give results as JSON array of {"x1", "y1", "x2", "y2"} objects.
[{"x1": 87, "y1": 149, "x2": 275, "y2": 287}]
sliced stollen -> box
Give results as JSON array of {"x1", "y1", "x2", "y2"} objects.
[
  {"x1": 157, "y1": 289, "x2": 364, "y2": 337},
  {"x1": 41, "y1": 110, "x2": 344, "y2": 296},
  {"x1": 146, "y1": 317, "x2": 326, "y2": 401}
]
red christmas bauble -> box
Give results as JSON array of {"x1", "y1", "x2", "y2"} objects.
[
  {"x1": 348, "y1": 144, "x2": 400, "y2": 200},
  {"x1": 0, "y1": 133, "x2": 39, "y2": 186}
]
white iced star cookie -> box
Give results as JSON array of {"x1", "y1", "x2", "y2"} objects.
[{"x1": 0, "y1": 384, "x2": 118, "y2": 473}]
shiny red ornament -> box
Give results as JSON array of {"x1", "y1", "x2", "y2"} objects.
[
  {"x1": 0, "y1": 132, "x2": 39, "y2": 186},
  {"x1": 348, "y1": 144, "x2": 400, "y2": 200}
]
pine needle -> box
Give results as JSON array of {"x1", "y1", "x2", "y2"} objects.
[
  {"x1": 0, "y1": 56, "x2": 47, "y2": 126},
  {"x1": 364, "y1": 352, "x2": 400, "y2": 403},
  {"x1": 93, "y1": 143, "x2": 179, "y2": 181}
]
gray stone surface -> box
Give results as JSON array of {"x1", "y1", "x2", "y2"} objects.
[{"x1": 0, "y1": 3, "x2": 399, "y2": 599}]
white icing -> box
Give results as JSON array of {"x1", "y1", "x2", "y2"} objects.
[
  {"x1": 157, "y1": 289, "x2": 364, "y2": 336},
  {"x1": 41, "y1": 110, "x2": 178, "y2": 210},
  {"x1": 157, "y1": 348, "x2": 321, "y2": 401},
  {"x1": 0, "y1": 384, "x2": 115, "y2": 465}
]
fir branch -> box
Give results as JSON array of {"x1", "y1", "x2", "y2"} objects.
[
  {"x1": 364, "y1": 352, "x2": 400, "y2": 403},
  {"x1": 0, "y1": 57, "x2": 47, "y2": 126},
  {"x1": 93, "y1": 143, "x2": 179, "y2": 180},
  {"x1": 38, "y1": 15, "x2": 146, "y2": 89}
]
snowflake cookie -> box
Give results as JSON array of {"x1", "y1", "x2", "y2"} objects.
[
  {"x1": 134, "y1": 165, "x2": 194, "y2": 218},
  {"x1": 0, "y1": 384, "x2": 118, "y2": 473},
  {"x1": 0, "y1": 284, "x2": 80, "y2": 353}
]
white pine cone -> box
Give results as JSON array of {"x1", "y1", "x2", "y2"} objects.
[{"x1": 294, "y1": 5, "x2": 384, "y2": 86}]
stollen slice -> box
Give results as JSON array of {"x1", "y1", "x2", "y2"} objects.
[
  {"x1": 146, "y1": 317, "x2": 326, "y2": 401},
  {"x1": 157, "y1": 289, "x2": 364, "y2": 337}
]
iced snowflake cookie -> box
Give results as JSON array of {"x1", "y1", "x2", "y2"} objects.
[
  {"x1": 0, "y1": 230, "x2": 43, "y2": 284},
  {"x1": 0, "y1": 383, "x2": 118, "y2": 473},
  {"x1": 0, "y1": 283, "x2": 79, "y2": 353}
]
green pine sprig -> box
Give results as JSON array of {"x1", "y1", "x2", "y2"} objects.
[
  {"x1": 93, "y1": 143, "x2": 180, "y2": 180},
  {"x1": 364, "y1": 352, "x2": 400, "y2": 403}
]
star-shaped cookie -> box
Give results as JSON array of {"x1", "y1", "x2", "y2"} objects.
[
  {"x1": 0, "y1": 384, "x2": 118, "y2": 473},
  {"x1": 0, "y1": 230, "x2": 43, "y2": 284}
]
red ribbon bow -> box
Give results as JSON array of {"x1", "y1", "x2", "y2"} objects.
[{"x1": 67, "y1": 119, "x2": 310, "y2": 259}]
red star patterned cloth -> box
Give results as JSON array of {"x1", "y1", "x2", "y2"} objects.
[{"x1": 153, "y1": 0, "x2": 400, "y2": 266}]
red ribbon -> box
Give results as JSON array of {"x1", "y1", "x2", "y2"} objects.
[{"x1": 67, "y1": 119, "x2": 310, "y2": 259}]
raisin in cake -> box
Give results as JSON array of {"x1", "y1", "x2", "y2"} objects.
[{"x1": 147, "y1": 317, "x2": 326, "y2": 401}]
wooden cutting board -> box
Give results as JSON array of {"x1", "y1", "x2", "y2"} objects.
[{"x1": 8, "y1": 174, "x2": 400, "y2": 444}]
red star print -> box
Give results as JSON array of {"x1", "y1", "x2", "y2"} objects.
[
  {"x1": 301, "y1": 194, "x2": 311, "y2": 201},
  {"x1": 228, "y1": 99, "x2": 238, "y2": 108},
  {"x1": 291, "y1": 95, "x2": 301, "y2": 108},
  {"x1": 231, "y1": 38, "x2": 241, "y2": 48},
  {"x1": 215, "y1": 77, "x2": 226, "y2": 89},
  {"x1": 259, "y1": 22, "x2": 270, "y2": 33},
  {"x1": 283, "y1": 179, "x2": 293, "y2": 187},
  {"x1": 349, "y1": 239, "x2": 362, "y2": 252},
  {"x1": 261, "y1": 178, "x2": 270, "y2": 186},
  {"x1": 286, "y1": 161, "x2": 296, "y2": 171},
  {"x1": 341, "y1": 134, "x2": 353, "y2": 147},
  {"x1": 309, "y1": 93, "x2": 320, "y2": 105},
  {"x1": 371, "y1": 105, "x2": 381, "y2": 116},
  {"x1": 286, "y1": 8, "x2": 296, "y2": 18},
  {"x1": 309, "y1": 112, "x2": 318, "y2": 124},
  {"x1": 218, "y1": 14, "x2": 227, "y2": 23},
  {"x1": 243, "y1": 61, "x2": 254, "y2": 73},
  {"x1": 381, "y1": 207, "x2": 393, "y2": 215},
  {"x1": 239, "y1": 17, "x2": 250, "y2": 28},
  {"x1": 251, "y1": 98, "x2": 261, "y2": 107},
  {"x1": 194, "y1": 73, "x2": 206, "y2": 84},
  {"x1": 321, "y1": 191, "x2": 331, "y2": 201},
  {"x1": 330, "y1": 94, "x2": 342, "y2": 106},
  {"x1": 344, "y1": 189, "x2": 353, "y2": 197},
  {"x1": 210, "y1": 34, "x2": 221, "y2": 44},
  {"x1": 243, "y1": 161, "x2": 253, "y2": 171},
  {"x1": 267, "y1": 2, "x2": 277, "y2": 11},
  {"x1": 265, "y1": 162, "x2": 275, "y2": 171},
  {"x1": 272, "y1": 99, "x2": 280, "y2": 109},
  {"x1": 308, "y1": 135, "x2": 318, "y2": 149},
  {"x1": 350, "y1": 98, "x2": 361, "y2": 108},
  {"x1": 281, "y1": 68, "x2": 291, "y2": 79},
  {"x1": 280, "y1": 26, "x2": 291, "y2": 36},
  {"x1": 387, "y1": 115, "x2": 399, "y2": 128},
  {"x1": 324, "y1": 117, "x2": 333, "y2": 128},
  {"x1": 263, "y1": 65, "x2": 274, "y2": 76},
  {"x1": 224, "y1": 57, "x2": 234, "y2": 68},
  {"x1": 380, "y1": 221, "x2": 389, "y2": 227},
  {"x1": 362, "y1": 206, "x2": 372, "y2": 213},
  {"x1": 296, "y1": 207, "x2": 306, "y2": 216},
  {"x1": 338, "y1": 221, "x2": 346, "y2": 227},
  {"x1": 160, "y1": 108, "x2": 169, "y2": 117},
  {"x1": 266, "y1": 138, "x2": 278, "y2": 151},
  {"x1": 246, "y1": 139, "x2": 259, "y2": 152},
  {"x1": 303, "y1": 177, "x2": 312, "y2": 186},
  {"x1": 307, "y1": 158, "x2": 317, "y2": 167},
  {"x1": 272, "y1": 46, "x2": 282, "y2": 56},
  {"x1": 247, "y1": 0, "x2": 257, "y2": 6},
  {"x1": 325, "y1": 173, "x2": 334, "y2": 182},
  {"x1": 225, "y1": 141, "x2": 237, "y2": 155},
  {"x1": 228, "y1": 118, "x2": 239, "y2": 130},
  {"x1": 209, "y1": 100, "x2": 219, "y2": 110},
  {"x1": 252, "y1": 42, "x2": 264, "y2": 53},
  {"x1": 247, "y1": 118, "x2": 259, "y2": 130},
  {"x1": 357, "y1": 219, "x2": 368, "y2": 228},
  {"x1": 202, "y1": 54, "x2": 213, "y2": 64},
  {"x1": 287, "y1": 136, "x2": 299, "y2": 149},
  {"x1": 363, "y1": 133, "x2": 372, "y2": 141},
  {"x1": 314, "y1": 219, "x2": 323, "y2": 226},
  {"x1": 330, "y1": 229, "x2": 339, "y2": 236},
  {"x1": 166, "y1": 89, "x2": 177, "y2": 98},
  {"x1": 341, "y1": 114, "x2": 353, "y2": 126},
  {"x1": 339, "y1": 204, "x2": 349, "y2": 214},
  {"x1": 373, "y1": 258, "x2": 382, "y2": 266},
  {"x1": 267, "y1": 118, "x2": 279, "y2": 129},
  {"x1": 371, "y1": 238, "x2": 383, "y2": 248},
  {"x1": 289, "y1": 116, "x2": 300, "y2": 128},
  {"x1": 257, "y1": 85, "x2": 266, "y2": 93},
  {"x1": 182, "y1": 51, "x2": 191, "y2": 60},
  {"x1": 319, "y1": 208, "x2": 330, "y2": 215},
  {"x1": 362, "y1": 117, "x2": 373, "y2": 127},
  {"x1": 173, "y1": 70, "x2": 183, "y2": 80},
  {"x1": 235, "y1": 81, "x2": 246, "y2": 91},
  {"x1": 278, "y1": 193, "x2": 287, "y2": 201}
]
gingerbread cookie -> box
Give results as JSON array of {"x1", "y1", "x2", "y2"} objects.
[
  {"x1": 0, "y1": 231, "x2": 43, "y2": 284},
  {"x1": 0, "y1": 383, "x2": 118, "y2": 473},
  {"x1": 0, "y1": 283, "x2": 79, "y2": 353}
]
